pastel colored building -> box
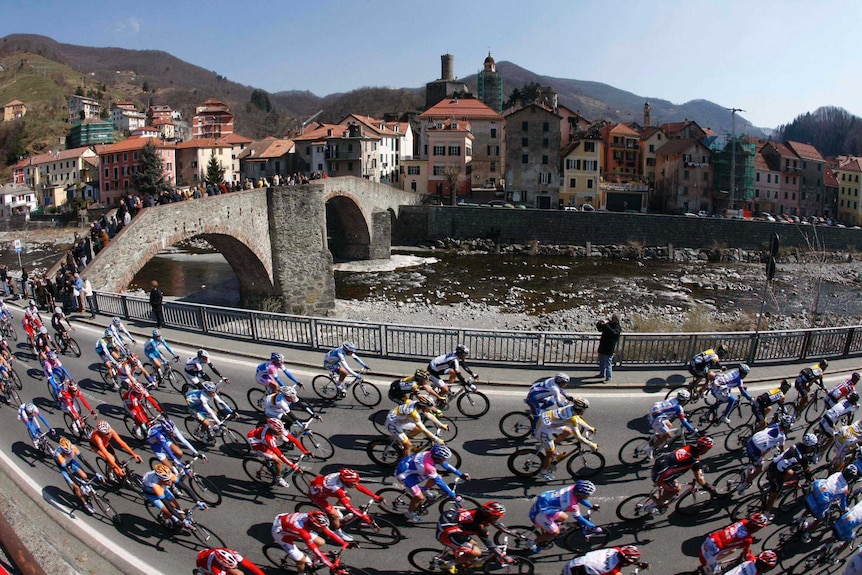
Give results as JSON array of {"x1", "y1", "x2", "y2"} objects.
[
  {"x1": 2, "y1": 100, "x2": 26, "y2": 121},
  {"x1": 96, "y1": 137, "x2": 176, "y2": 206}
]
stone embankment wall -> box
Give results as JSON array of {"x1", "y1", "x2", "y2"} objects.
[{"x1": 395, "y1": 206, "x2": 862, "y2": 251}]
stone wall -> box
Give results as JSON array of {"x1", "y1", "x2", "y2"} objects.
[{"x1": 395, "y1": 206, "x2": 862, "y2": 251}]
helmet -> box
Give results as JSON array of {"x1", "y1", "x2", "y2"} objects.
[
  {"x1": 430, "y1": 444, "x2": 452, "y2": 460},
  {"x1": 676, "y1": 389, "x2": 691, "y2": 404},
  {"x1": 201, "y1": 381, "x2": 217, "y2": 393},
  {"x1": 57, "y1": 437, "x2": 72, "y2": 452},
  {"x1": 130, "y1": 381, "x2": 145, "y2": 395},
  {"x1": 844, "y1": 464, "x2": 859, "y2": 482},
  {"x1": 197, "y1": 349, "x2": 209, "y2": 360},
  {"x1": 28, "y1": 300, "x2": 35, "y2": 307},
  {"x1": 415, "y1": 395, "x2": 434, "y2": 408},
  {"x1": 618, "y1": 545, "x2": 641, "y2": 564},
  {"x1": 849, "y1": 392, "x2": 860, "y2": 405},
  {"x1": 573, "y1": 480, "x2": 596, "y2": 496},
  {"x1": 554, "y1": 373, "x2": 570, "y2": 386},
  {"x1": 455, "y1": 344, "x2": 469, "y2": 356},
  {"x1": 161, "y1": 418, "x2": 176, "y2": 435},
  {"x1": 414, "y1": 369, "x2": 429, "y2": 381},
  {"x1": 97, "y1": 420, "x2": 111, "y2": 434},
  {"x1": 67, "y1": 380, "x2": 78, "y2": 392},
  {"x1": 573, "y1": 397, "x2": 590, "y2": 411},
  {"x1": 154, "y1": 463, "x2": 173, "y2": 481},
  {"x1": 339, "y1": 468, "x2": 361, "y2": 486},
  {"x1": 279, "y1": 386, "x2": 298, "y2": 401},
  {"x1": 214, "y1": 549, "x2": 238, "y2": 569},
  {"x1": 780, "y1": 379, "x2": 791, "y2": 393},
  {"x1": 802, "y1": 433, "x2": 818, "y2": 448},
  {"x1": 152, "y1": 329, "x2": 161, "y2": 338},
  {"x1": 46, "y1": 350, "x2": 57, "y2": 360},
  {"x1": 778, "y1": 415, "x2": 794, "y2": 430},
  {"x1": 853, "y1": 372, "x2": 861, "y2": 383},
  {"x1": 749, "y1": 512, "x2": 769, "y2": 529},
  {"x1": 266, "y1": 417, "x2": 285, "y2": 434},
  {"x1": 271, "y1": 352, "x2": 284, "y2": 363},
  {"x1": 716, "y1": 344, "x2": 728, "y2": 357},
  {"x1": 480, "y1": 501, "x2": 506, "y2": 521},
  {"x1": 306, "y1": 510, "x2": 330, "y2": 529},
  {"x1": 819, "y1": 358, "x2": 829, "y2": 370},
  {"x1": 112, "y1": 317, "x2": 121, "y2": 325},
  {"x1": 54, "y1": 307, "x2": 62, "y2": 315},
  {"x1": 342, "y1": 341, "x2": 357, "y2": 352},
  {"x1": 696, "y1": 436, "x2": 715, "y2": 453},
  {"x1": 737, "y1": 363, "x2": 750, "y2": 377},
  {"x1": 104, "y1": 329, "x2": 114, "y2": 338},
  {"x1": 39, "y1": 326, "x2": 47, "y2": 334},
  {"x1": 755, "y1": 550, "x2": 778, "y2": 571},
  {"x1": 24, "y1": 402, "x2": 36, "y2": 415},
  {"x1": 128, "y1": 352, "x2": 139, "y2": 363}
]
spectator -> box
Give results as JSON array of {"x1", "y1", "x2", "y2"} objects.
[
  {"x1": 596, "y1": 313, "x2": 622, "y2": 382},
  {"x1": 81, "y1": 276, "x2": 94, "y2": 318},
  {"x1": 0, "y1": 264, "x2": 10, "y2": 297},
  {"x1": 150, "y1": 280, "x2": 164, "y2": 328}
]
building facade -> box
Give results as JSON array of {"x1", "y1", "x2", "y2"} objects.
[
  {"x1": 560, "y1": 137, "x2": 602, "y2": 209},
  {"x1": 96, "y1": 137, "x2": 176, "y2": 206},
  {"x1": 175, "y1": 138, "x2": 235, "y2": 187},
  {"x1": 786, "y1": 140, "x2": 826, "y2": 217},
  {"x1": 654, "y1": 138, "x2": 714, "y2": 213},
  {"x1": 504, "y1": 104, "x2": 562, "y2": 209},
  {"x1": 66, "y1": 119, "x2": 114, "y2": 148},
  {"x1": 193, "y1": 99, "x2": 235, "y2": 139},
  {"x1": 477, "y1": 52, "x2": 503, "y2": 114},
  {"x1": 68, "y1": 95, "x2": 101, "y2": 122},
  {"x1": 2, "y1": 100, "x2": 26, "y2": 121},
  {"x1": 835, "y1": 157, "x2": 862, "y2": 226}
]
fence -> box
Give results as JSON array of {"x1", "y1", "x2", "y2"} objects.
[{"x1": 94, "y1": 291, "x2": 860, "y2": 368}]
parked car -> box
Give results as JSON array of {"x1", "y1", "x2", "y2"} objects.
[
  {"x1": 580, "y1": 204, "x2": 595, "y2": 212},
  {"x1": 761, "y1": 212, "x2": 776, "y2": 222},
  {"x1": 683, "y1": 212, "x2": 698, "y2": 217},
  {"x1": 697, "y1": 210, "x2": 710, "y2": 217}
]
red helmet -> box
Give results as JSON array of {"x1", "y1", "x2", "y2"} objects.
[
  {"x1": 618, "y1": 545, "x2": 641, "y2": 564},
  {"x1": 480, "y1": 501, "x2": 506, "y2": 521},
  {"x1": 130, "y1": 381, "x2": 145, "y2": 395},
  {"x1": 339, "y1": 468, "x2": 360, "y2": 486},
  {"x1": 266, "y1": 417, "x2": 285, "y2": 435},
  {"x1": 748, "y1": 512, "x2": 769, "y2": 529},
  {"x1": 306, "y1": 510, "x2": 329, "y2": 529},
  {"x1": 696, "y1": 436, "x2": 715, "y2": 453},
  {"x1": 214, "y1": 549, "x2": 238, "y2": 569},
  {"x1": 755, "y1": 550, "x2": 778, "y2": 571}
]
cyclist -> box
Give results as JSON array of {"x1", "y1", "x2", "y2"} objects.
[
  {"x1": 528, "y1": 480, "x2": 601, "y2": 553},
  {"x1": 436, "y1": 501, "x2": 507, "y2": 574},
  {"x1": 323, "y1": 341, "x2": 369, "y2": 397},
  {"x1": 0, "y1": 299, "x2": 12, "y2": 323},
  {"x1": 270, "y1": 510, "x2": 351, "y2": 575},
  {"x1": 95, "y1": 330, "x2": 124, "y2": 389},
  {"x1": 50, "y1": 306, "x2": 74, "y2": 347},
  {"x1": 534, "y1": 398, "x2": 598, "y2": 481},
  {"x1": 761, "y1": 433, "x2": 820, "y2": 516},
  {"x1": 795, "y1": 358, "x2": 829, "y2": 413},
  {"x1": 526, "y1": 373, "x2": 573, "y2": 418},
  {"x1": 142, "y1": 463, "x2": 197, "y2": 526},
  {"x1": 827, "y1": 372, "x2": 860, "y2": 409},
  {"x1": 385, "y1": 395, "x2": 447, "y2": 454},
  {"x1": 710, "y1": 364, "x2": 753, "y2": 426},
  {"x1": 263, "y1": 385, "x2": 319, "y2": 427},
  {"x1": 89, "y1": 419, "x2": 143, "y2": 478},
  {"x1": 18, "y1": 402, "x2": 53, "y2": 448},
  {"x1": 185, "y1": 349, "x2": 228, "y2": 385},
  {"x1": 833, "y1": 422, "x2": 862, "y2": 471},
  {"x1": 819, "y1": 392, "x2": 860, "y2": 451},
  {"x1": 395, "y1": 444, "x2": 470, "y2": 523},
  {"x1": 53, "y1": 437, "x2": 103, "y2": 514},
  {"x1": 0, "y1": 354, "x2": 13, "y2": 395},
  {"x1": 797, "y1": 464, "x2": 858, "y2": 543},
  {"x1": 737, "y1": 415, "x2": 793, "y2": 493},
  {"x1": 427, "y1": 344, "x2": 477, "y2": 397},
  {"x1": 195, "y1": 547, "x2": 266, "y2": 575},
  {"x1": 652, "y1": 436, "x2": 717, "y2": 509},
  {"x1": 646, "y1": 389, "x2": 697, "y2": 457},
  {"x1": 146, "y1": 417, "x2": 204, "y2": 468},
  {"x1": 186, "y1": 381, "x2": 235, "y2": 441},
  {"x1": 751, "y1": 380, "x2": 792, "y2": 432},
  {"x1": 689, "y1": 345, "x2": 729, "y2": 391},
  {"x1": 830, "y1": 497, "x2": 862, "y2": 557},
  {"x1": 247, "y1": 418, "x2": 307, "y2": 487},
  {"x1": 22, "y1": 299, "x2": 42, "y2": 352},
  {"x1": 123, "y1": 380, "x2": 165, "y2": 438},
  {"x1": 56, "y1": 379, "x2": 95, "y2": 433},
  {"x1": 107, "y1": 316, "x2": 136, "y2": 347},
  {"x1": 388, "y1": 368, "x2": 444, "y2": 404},
  {"x1": 699, "y1": 513, "x2": 770, "y2": 575},
  {"x1": 118, "y1": 352, "x2": 155, "y2": 389},
  {"x1": 43, "y1": 351, "x2": 75, "y2": 402},
  {"x1": 144, "y1": 329, "x2": 179, "y2": 381},
  {"x1": 33, "y1": 325, "x2": 58, "y2": 362},
  {"x1": 308, "y1": 468, "x2": 383, "y2": 542},
  {"x1": 562, "y1": 545, "x2": 649, "y2": 575},
  {"x1": 721, "y1": 550, "x2": 778, "y2": 575},
  {"x1": 256, "y1": 352, "x2": 303, "y2": 394}
]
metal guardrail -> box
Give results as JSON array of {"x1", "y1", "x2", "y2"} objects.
[{"x1": 93, "y1": 291, "x2": 861, "y2": 368}]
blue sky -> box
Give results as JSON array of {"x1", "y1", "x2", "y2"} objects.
[{"x1": 1, "y1": 0, "x2": 859, "y2": 128}]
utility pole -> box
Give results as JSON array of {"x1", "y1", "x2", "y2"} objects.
[{"x1": 727, "y1": 107, "x2": 745, "y2": 209}]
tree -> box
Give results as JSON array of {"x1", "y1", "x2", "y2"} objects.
[
  {"x1": 442, "y1": 164, "x2": 467, "y2": 206},
  {"x1": 250, "y1": 89, "x2": 272, "y2": 112},
  {"x1": 205, "y1": 156, "x2": 226, "y2": 185},
  {"x1": 131, "y1": 141, "x2": 168, "y2": 197},
  {"x1": 503, "y1": 81, "x2": 542, "y2": 109}
]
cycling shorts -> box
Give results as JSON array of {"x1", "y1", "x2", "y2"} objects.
[
  {"x1": 387, "y1": 421, "x2": 416, "y2": 444},
  {"x1": 395, "y1": 471, "x2": 426, "y2": 496},
  {"x1": 148, "y1": 439, "x2": 175, "y2": 461},
  {"x1": 188, "y1": 407, "x2": 210, "y2": 423},
  {"x1": 534, "y1": 422, "x2": 564, "y2": 451},
  {"x1": 145, "y1": 349, "x2": 164, "y2": 362},
  {"x1": 323, "y1": 359, "x2": 341, "y2": 372},
  {"x1": 745, "y1": 442, "x2": 764, "y2": 467},
  {"x1": 308, "y1": 494, "x2": 340, "y2": 516},
  {"x1": 765, "y1": 464, "x2": 785, "y2": 493},
  {"x1": 530, "y1": 507, "x2": 563, "y2": 535},
  {"x1": 98, "y1": 351, "x2": 114, "y2": 363},
  {"x1": 144, "y1": 487, "x2": 175, "y2": 510},
  {"x1": 650, "y1": 417, "x2": 673, "y2": 436},
  {"x1": 652, "y1": 465, "x2": 683, "y2": 490},
  {"x1": 698, "y1": 536, "x2": 721, "y2": 567},
  {"x1": 271, "y1": 520, "x2": 311, "y2": 562},
  {"x1": 58, "y1": 460, "x2": 82, "y2": 486},
  {"x1": 438, "y1": 528, "x2": 475, "y2": 555}
]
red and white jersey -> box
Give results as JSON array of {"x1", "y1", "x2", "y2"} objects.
[
  {"x1": 709, "y1": 520, "x2": 753, "y2": 550},
  {"x1": 309, "y1": 472, "x2": 344, "y2": 498},
  {"x1": 563, "y1": 548, "x2": 622, "y2": 575}
]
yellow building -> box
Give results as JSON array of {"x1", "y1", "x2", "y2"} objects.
[
  {"x1": 2, "y1": 100, "x2": 26, "y2": 121},
  {"x1": 835, "y1": 156, "x2": 862, "y2": 225},
  {"x1": 560, "y1": 137, "x2": 602, "y2": 209}
]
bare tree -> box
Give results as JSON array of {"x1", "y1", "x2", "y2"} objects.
[{"x1": 442, "y1": 164, "x2": 467, "y2": 206}]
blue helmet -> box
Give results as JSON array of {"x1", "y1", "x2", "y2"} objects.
[
  {"x1": 342, "y1": 341, "x2": 357, "y2": 352},
  {"x1": 430, "y1": 444, "x2": 452, "y2": 460},
  {"x1": 160, "y1": 418, "x2": 176, "y2": 435}
]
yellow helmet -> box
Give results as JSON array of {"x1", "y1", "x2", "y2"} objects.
[
  {"x1": 153, "y1": 463, "x2": 173, "y2": 481},
  {"x1": 58, "y1": 437, "x2": 72, "y2": 452}
]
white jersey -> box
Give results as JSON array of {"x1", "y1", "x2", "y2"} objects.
[
  {"x1": 723, "y1": 561, "x2": 758, "y2": 575},
  {"x1": 563, "y1": 549, "x2": 620, "y2": 575},
  {"x1": 825, "y1": 399, "x2": 856, "y2": 423},
  {"x1": 750, "y1": 424, "x2": 785, "y2": 453}
]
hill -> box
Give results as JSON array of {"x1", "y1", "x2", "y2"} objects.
[{"x1": 776, "y1": 106, "x2": 862, "y2": 158}]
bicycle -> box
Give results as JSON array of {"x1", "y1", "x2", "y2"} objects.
[
  {"x1": 312, "y1": 369, "x2": 381, "y2": 407},
  {"x1": 146, "y1": 502, "x2": 225, "y2": 550},
  {"x1": 72, "y1": 475, "x2": 121, "y2": 527},
  {"x1": 148, "y1": 454, "x2": 223, "y2": 507},
  {"x1": 54, "y1": 330, "x2": 81, "y2": 358},
  {"x1": 728, "y1": 470, "x2": 812, "y2": 522},
  {"x1": 375, "y1": 478, "x2": 479, "y2": 519},
  {"x1": 287, "y1": 417, "x2": 335, "y2": 461},
  {"x1": 724, "y1": 403, "x2": 794, "y2": 453},
  {"x1": 0, "y1": 374, "x2": 21, "y2": 408},
  {"x1": 184, "y1": 412, "x2": 249, "y2": 457},
  {"x1": 262, "y1": 546, "x2": 372, "y2": 575},
  {"x1": 616, "y1": 472, "x2": 720, "y2": 522},
  {"x1": 507, "y1": 432, "x2": 605, "y2": 479},
  {"x1": 498, "y1": 409, "x2": 536, "y2": 440},
  {"x1": 180, "y1": 376, "x2": 238, "y2": 412},
  {"x1": 32, "y1": 429, "x2": 54, "y2": 458},
  {"x1": 124, "y1": 410, "x2": 163, "y2": 442},
  {"x1": 366, "y1": 430, "x2": 462, "y2": 469},
  {"x1": 295, "y1": 498, "x2": 402, "y2": 547},
  {"x1": 431, "y1": 377, "x2": 491, "y2": 419},
  {"x1": 242, "y1": 452, "x2": 312, "y2": 492},
  {"x1": 62, "y1": 408, "x2": 94, "y2": 442},
  {"x1": 493, "y1": 508, "x2": 610, "y2": 553},
  {"x1": 688, "y1": 394, "x2": 751, "y2": 432},
  {"x1": 370, "y1": 408, "x2": 458, "y2": 442},
  {"x1": 97, "y1": 360, "x2": 121, "y2": 391},
  {"x1": 800, "y1": 379, "x2": 830, "y2": 424},
  {"x1": 408, "y1": 535, "x2": 534, "y2": 574},
  {"x1": 664, "y1": 377, "x2": 716, "y2": 405},
  {"x1": 787, "y1": 538, "x2": 860, "y2": 575},
  {"x1": 1, "y1": 316, "x2": 17, "y2": 341},
  {"x1": 618, "y1": 427, "x2": 692, "y2": 466},
  {"x1": 143, "y1": 355, "x2": 189, "y2": 392},
  {"x1": 96, "y1": 457, "x2": 144, "y2": 494}
]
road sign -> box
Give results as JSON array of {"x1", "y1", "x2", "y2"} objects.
[{"x1": 12, "y1": 239, "x2": 21, "y2": 254}]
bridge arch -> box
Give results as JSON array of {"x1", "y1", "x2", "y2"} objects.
[{"x1": 325, "y1": 194, "x2": 371, "y2": 260}]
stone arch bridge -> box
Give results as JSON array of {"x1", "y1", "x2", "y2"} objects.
[{"x1": 77, "y1": 177, "x2": 422, "y2": 315}]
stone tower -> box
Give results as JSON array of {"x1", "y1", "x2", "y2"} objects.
[
  {"x1": 644, "y1": 101, "x2": 651, "y2": 128},
  {"x1": 425, "y1": 54, "x2": 470, "y2": 110},
  {"x1": 477, "y1": 51, "x2": 503, "y2": 114}
]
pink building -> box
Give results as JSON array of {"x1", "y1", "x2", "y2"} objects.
[{"x1": 96, "y1": 137, "x2": 176, "y2": 206}]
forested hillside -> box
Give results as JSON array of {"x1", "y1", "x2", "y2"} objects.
[{"x1": 776, "y1": 106, "x2": 862, "y2": 157}]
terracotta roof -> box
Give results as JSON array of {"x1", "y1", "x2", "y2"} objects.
[
  {"x1": 342, "y1": 114, "x2": 400, "y2": 137},
  {"x1": 838, "y1": 157, "x2": 862, "y2": 172},
  {"x1": 174, "y1": 138, "x2": 232, "y2": 150},
  {"x1": 237, "y1": 137, "x2": 295, "y2": 160},
  {"x1": 754, "y1": 150, "x2": 772, "y2": 171},
  {"x1": 96, "y1": 137, "x2": 174, "y2": 154},
  {"x1": 641, "y1": 127, "x2": 665, "y2": 140},
  {"x1": 292, "y1": 123, "x2": 350, "y2": 143},
  {"x1": 427, "y1": 118, "x2": 472, "y2": 133},
  {"x1": 220, "y1": 133, "x2": 253, "y2": 145},
  {"x1": 3, "y1": 100, "x2": 24, "y2": 107},
  {"x1": 11, "y1": 146, "x2": 95, "y2": 167},
  {"x1": 384, "y1": 121, "x2": 410, "y2": 134},
  {"x1": 419, "y1": 97, "x2": 502, "y2": 120},
  {"x1": 786, "y1": 141, "x2": 825, "y2": 162},
  {"x1": 503, "y1": 102, "x2": 562, "y2": 119},
  {"x1": 824, "y1": 167, "x2": 840, "y2": 187},
  {"x1": 654, "y1": 138, "x2": 706, "y2": 156},
  {"x1": 770, "y1": 142, "x2": 798, "y2": 159},
  {"x1": 608, "y1": 123, "x2": 640, "y2": 137}
]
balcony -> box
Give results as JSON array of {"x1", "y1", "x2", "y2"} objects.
[{"x1": 325, "y1": 151, "x2": 361, "y2": 160}]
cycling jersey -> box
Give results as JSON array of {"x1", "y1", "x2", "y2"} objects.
[
  {"x1": 526, "y1": 377, "x2": 569, "y2": 414},
  {"x1": 710, "y1": 369, "x2": 750, "y2": 402},
  {"x1": 324, "y1": 347, "x2": 368, "y2": 377},
  {"x1": 144, "y1": 336, "x2": 175, "y2": 361},
  {"x1": 437, "y1": 507, "x2": 495, "y2": 552},
  {"x1": 796, "y1": 364, "x2": 825, "y2": 395},
  {"x1": 271, "y1": 512, "x2": 346, "y2": 568},
  {"x1": 833, "y1": 500, "x2": 862, "y2": 541},
  {"x1": 146, "y1": 423, "x2": 198, "y2": 463},
  {"x1": 529, "y1": 485, "x2": 596, "y2": 533},
  {"x1": 534, "y1": 405, "x2": 598, "y2": 451},
  {"x1": 835, "y1": 424, "x2": 862, "y2": 458},
  {"x1": 255, "y1": 361, "x2": 301, "y2": 388},
  {"x1": 141, "y1": 469, "x2": 176, "y2": 509},
  {"x1": 652, "y1": 445, "x2": 701, "y2": 486},
  {"x1": 18, "y1": 404, "x2": 51, "y2": 440},
  {"x1": 44, "y1": 359, "x2": 72, "y2": 397},
  {"x1": 563, "y1": 548, "x2": 624, "y2": 575},
  {"x1": 50, "y1": 312, "x2": 67, "y2": 334},
  {"x1": 753, "y1": 386, "x2": 785, "y2": 420},
  {"x1": 647, "y1": 397, "x2": 695, "y2": 435},
  {"x1": 395, "y1": 451, "x2": 464, "y2": 498},
  {"x1": 106, "y1": 322, "x2": 134, "y2": 345},
  {"x1": 722, "y1": 561, "x2": 759, "y2": 575},
  {"x1": 689, "y1": 349, "x2": 724, "y2": 377},
  {"x1": 185, "y1": 356, "x2": 223, "y2": 381},
  {"x1": 822, "y1": 399, "x2": 856, "y2": 435},
  {"x1": 185, "y1": 389, "x2": 229, "y2": 424},
  {"x1": 428, "y1": 352, "x2": 462, "y2": 376},
  {"x1": 308, "y1": 472, "x2": 377, "y2": 515},
  {"x1": 746, "y1": 424, "x2": 785, "y2": 466},
  {"x1": 828, "y1": 377, "x2": 857, "y2": 408},
  {"x1": 57, "y1": 386, "x2": 92, "y2": 418},
  {"x1": 806, "y1": 472, "x2": 850, "y2": 519},
  {"x1": 123, "y1": 387, "x2": 163, "y2": 425},
  {"x1": 389, "y1": 376, "x2": 419, "y2": 403},
  {"x1": 95, "y1": 337, "x2": 119, "y2": 360},
  {"x1": 195, "y1": 549, "x2": 265, "y2": 575},
  {"x1": 247, "y1": 426, "x2": 304, "y2": 467}
]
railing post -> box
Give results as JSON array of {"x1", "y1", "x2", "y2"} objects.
[
  {"x1": 249, "y1": 311, "x2": 259, "y2": 342},
  {"x1": 617, "y1": 335, "x2": 626, "y2": 367},
  {"x1": 199, "y1": 306, "x2": 208, "y2": 334},
  {"x1": 844, "y1": 327, "x2": 855, "y2": 358},
  {"x1": 120, "y1": 294, "x2": 129, "y2": 321},
  {"x1": 537, "y1": 333, "x2": 546, "y2": 366},
  {"x1": 747, "y1": 334, "x2": 758, "y2": 366},
  {"x1": 800, "y1": 330, "x2": 813, "y2": 362},
  {"x1": 310, "y1": 317, "x2": 319, "y2": 349},
  {"x1": 379, "y1": 324, "x2": 387, "y2": 356}
]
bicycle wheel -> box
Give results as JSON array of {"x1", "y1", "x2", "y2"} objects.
[
  {"x1": 804, "y1": 393, "x2": 825, "y2": 424},
  {"x1": 165, "y1": 369, "x2": 189, "y2": 393},
  {"x1": 616, "y1": 493, "x2": 657, "y2": 522},
  {"x1": 124, "y1": 416, "x2": 147, "y2": 441},
  {"x1": 4, "y1": 388, "x2": 21, "y2": 407},
  {"x1": 292, "y1": 470, "x2": 311, "y2": 494},
  {"x1": 493, "y1": 525, "x2": 537, "y2": 552},
  {"x1": 456, "y1": 390, "x2": 490, "y2": 418},
  {"x1": 351, "y1": 515, "x2": 402, "y2": 547},
  {"x1": 561, "y1": 525, "x2": 611, "y2": 552},
  {"x1": 353, "y1": 380, "x2": 381, "y2": 407},
  {"x1": 246, "y1": 387, "x2": 266, "y2": 412},
  {"x1": 375, "y1": 487, "x2": 411, "y2": 515},
  {"x1": 219, "y1": 426, "x2": 250, "y2": 457},
  {"x1": 777, "y1": 486, "x2": 805, "y2": 515},
  {"x1": 243, "y1": 457, "x2": 276, "y2": 486},
  {"x1": 565, "y1": 449, "x2": 605, "y2": 478},
  {"x1": 66, "y1": 337, "x2": 82, "y2": 358},
  {"x1": 299, "y1": 431, "x2": 335, "y2": 460},
  {"x1": 618, "y1": 436, "x2": 652, "y2": 465},
  {"x1": 312, "y1": 375, "x2": 339, "y2": 400},
  {"x1": 408, "y1": 548, "x2": 447, "y2": 574},
  {"x1": 190, "y1": 521, "x2": 225, "y2": 548},
  {"x1": 432, "y1": 416, "x2": 458, "y2": 442},
  {"x1": 507, "y1": 449, "x2": 543, "y2": 477},
  {"x1": 63, "y1": 412, "x2": 87, "y2": 440},
  {"x1": 483, "y1": 556, "x2": 534, "y2": 575},
  {"x1": 366, "y1": 438, "x2": 402, "y2": 468},
  {"x1": 724, "y1": 424, "x2": 752, "y2": 453},
  {"x1": 437, "y1": 494, "x2": 480, "y2": 515},
  {"x1": 370, "y1": 410, "x2": 388, "y2": 434},
  {"x1": 188, "y1": 474, "x2": 223, "y2": 507},
  {"x1": 8, "y1": 369, "x2": 22, "y2": 390},
  {"x1": 4, "y1": 323, "x2": 16, "y2": 341},
  {"x1": 499, "y1": 411, "x2": 533, "y2": 439},
  {"x1": 675, "y1": 487, "x2": 713, "y2": 517},
  {"x1": 91, "y1": 492, "x2": 122, "y2": 527},
  {"x1": 183, "y1": 417, "x2": 208, "y2": 444},
  {"x1": 689, "y1": 406, "x2": 719, "y2": 431},
  {"x1": 713, "y1": 469, "x2": 747, "y2": 497},
  {"x1": 262, "y1": 543, "x2": 292, "y2": 571},
  {"x1": 788, "y1": 546, "x2": 844, "y2": 575},
  {"x1": 215, "y1": 392, "x2": 239, "y2": 414}
]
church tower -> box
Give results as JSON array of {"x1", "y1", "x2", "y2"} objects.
[
  {"x1": 477, "y1": 52, "x2": 503, "y2": 114},
  {"x1": 644, "y1": 101, "x2": 651, "y2": 128}
]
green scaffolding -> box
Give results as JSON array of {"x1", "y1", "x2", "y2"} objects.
[{"x1": 710, "y1": 138, "x2": 755, "y2": 202}]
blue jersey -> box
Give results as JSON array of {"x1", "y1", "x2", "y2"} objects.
[
  {"x1": 526, "y1": 378, "x2": 567, "y2": 409},
  {"x1": 185, "y1": 389, "x2": 208, "y2": 409},
  {"x1": 648, "y1": 397, "x2": 685, "y2": 423}
]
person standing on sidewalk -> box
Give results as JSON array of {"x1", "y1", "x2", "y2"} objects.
[
  {"x1": 596, "y1": 313, "x2": 622, "y2": 382},
  {"x1": 150, "y1": 280, "x2": 165, "y2": 328}
]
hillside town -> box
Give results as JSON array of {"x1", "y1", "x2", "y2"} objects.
[{"x1": 1, "y1": 52, "x2": 862, "y2": 227}]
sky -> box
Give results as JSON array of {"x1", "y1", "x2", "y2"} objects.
[{"x1": 0, "y1": 0, "x2": 860, "y2": 129}]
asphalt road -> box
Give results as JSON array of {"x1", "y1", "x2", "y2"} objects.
[{"x1": 0, "y1": 320, "x2": 850, "y2": 575}]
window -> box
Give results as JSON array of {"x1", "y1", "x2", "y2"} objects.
[
  {"x1": 683, "y1": 186, "x2": 689, "y2": 196},
  {"x1": 785, "y1": 192, "x2": 789, "y2": 199},
  {"x1": 448, "y1": 146, "x2": 460, "y2": 156},
  {"x1": 649, "y1": 144, "x2": 655, "y2": 153},
  {"x1": 584, "y1": 142, "x2": 595, "y2": 152},
  {"x1": 433, "y1": 146, "x2": 445, "y2": 156},
  {"x1": 347, "y1": 162, "x2": 353, "y2": 171},
  {"x1": 584, "y1": 160, "x2": 598, "y2": 171},
  {"x1": 407, "y1": 165, "x2": 420, "y2": 175},
  {"x1": 703, "y1": 172, "x2": 709, "y2": 182},
  {"x1": 803, "y1": 161, "x2": 807, "y2": 169},
  {"x1": 755, "y1": 189, "x2": 760, "y2": 198},
  {"x1": 785, "y1": 176, "x2": 789, "y2": 184},
  {"x1": 522, "y1": 154, "x2": 529, "y2": 164},
  {"x1": 792, "y1": 193, "x2": 796, "y2": 200},
  {"x1": 521, "y1": 138, "x2": 528, "y2": 147},
  {"x1": 490, "y1": 128, "x2": 497, "y2": 138},
  {"x1": 521, "y1": 121, "x2": 528, "y2": 132},
  {"x1": 433, "y1": 166, "x2": 445, "y2": 175},
  {"x1": 538, "y1": 173, "x2": 550, "y2": 184},
  {"x1": 490, "y1": 162, "x2": 496, "y2": 173},
  {"x1": 123, "y1": 153, "x2": 128, "y2": 162},
  {"x1": 756, "y1": 173, "x2": 761, "y2": 182},
  {"x1": 570, "y1": 178, "x2": 577, "y2": 188},
  {"x1": 542, "y1": 155, "x2": 549, "y2": 165},
  {"x1": 587, "y1": 179, "x2": 593, "y2": 189},
  {"x1": 542, "y1": 122, "x2": 549, "y2": 132},
  {"x1": 683, "y1": 170, "x2": 690, "y2": 180},
  {"x1": 542, "y1": 138, "x2": 549, "y2": 148},
  {"x1": 410, "y1": 181, "x2": 417, "y2": 191}
]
